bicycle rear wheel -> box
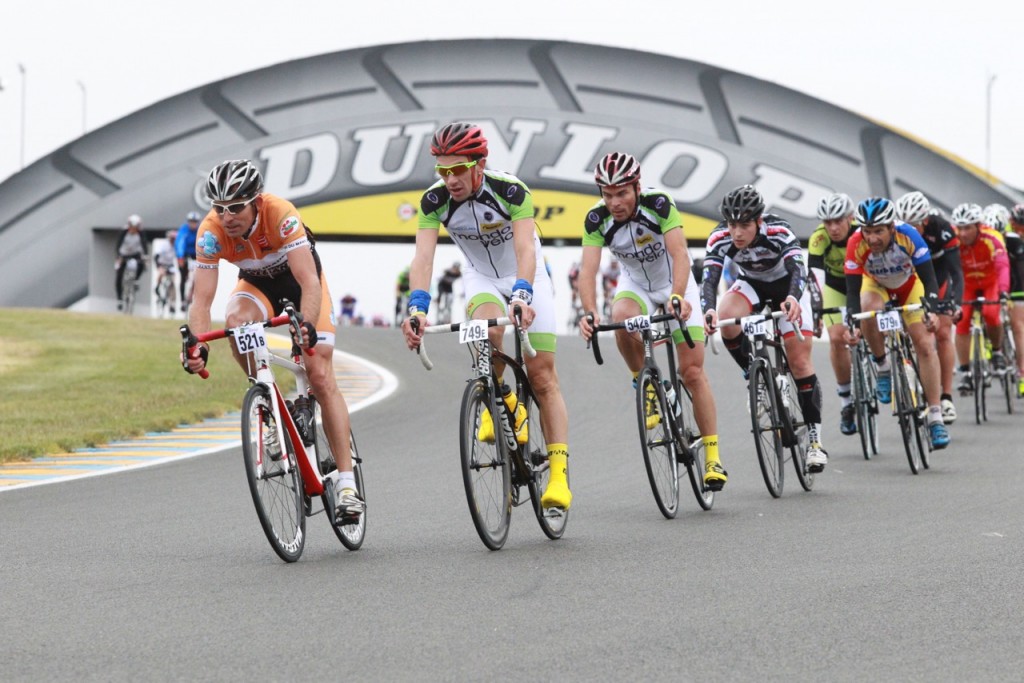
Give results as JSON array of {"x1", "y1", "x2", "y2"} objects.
[
  {"x1": 781, "y1": 372, "x2": 813, "y2": 492},
  {"x1": 1002, "y1": 326, "x2": 1016, "y2": 414},
  {"x1": 676, "y1": 382, "x2": 714, "y2": 510},
  {"x1": 316, "y1": 414, "x2": 367, "y2": 551},
  {"x1": 241, "y1": 384, "x2": 306, "y2": 562},
  {"x1": 460, "y1": 378, "x2": 512, "y2": 550},
  {"x1": 522, "y1": 393, "x2": 568, "y2": 540},
  {"x1": 904, "y1": 346, "x2": 931, "y2": 471},
  {"x1": 635, "y1": 368, "x2": 679, "y2": 519},
  {"x1": 749, "y1": 360, "x2": 784, "y2": 498}
]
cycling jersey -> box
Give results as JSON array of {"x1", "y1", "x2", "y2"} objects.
[
  {"x1": 701, "y1": 214, "x2": 807, "y2": 312},
  {"x1": 583, "y1": 189, "x2": 680, "y2": 292},
  {"x1": 419, "y1": 169, "x2": 541, "y2": 278},
  {"x1": 807, "y1": 223, "x2": 854, "y2": 292},
  {"x1": 844, "y1": 222, "x2": 930, "y2": 293},
  {"x1": 116, "y1": 229, "x2": 148, "y2": 258},
  {"x1": 1005, "y1": 230, "x2": 1024, "y2": 293},
  {"x1": 960, "y1": 229, "x2": 1010, "y2": 292},
  {"x1": 437, "y1": 268, "x2": 461, "y2": 294},
  {"x1": 154, "y1": 244, "x2": 176, "y2": 269},
  {"x1": 917, "y1": 214, "x2": 960, "y2": 293},
  {"x1": 175, "y1": 223, "x2": 198, "y2": 260}
]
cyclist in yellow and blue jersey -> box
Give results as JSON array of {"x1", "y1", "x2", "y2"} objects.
[
  {"x1": 576, "y1": 153, "x2": 727, "y2": 491},
  {"x1": 808, "y1": 192, "x2": 859, "y2": 436},
  {"x1": 843, "y1": 197, "x2": 950, "y2": 449},
  {"x1": 400, "y1": 122, "x2": 571, "y2": 511}
]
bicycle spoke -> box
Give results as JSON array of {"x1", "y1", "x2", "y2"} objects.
[
  {"x1": 460, "y1": 379, "x2": 511, "y2": 550},
  {"x1": 636, "y1": 368, "x2": 679, "y2": 518}
]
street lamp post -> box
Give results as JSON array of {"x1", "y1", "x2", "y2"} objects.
[
  {"x1": 18, "y1": 63, "x2": 26, "y2": 169},
  {"x1": 985, "y1": 73, "x2": 997, "y2": 181},
  {"x1": 77, "y1": 80, "x2": 87, "y2": 134}
]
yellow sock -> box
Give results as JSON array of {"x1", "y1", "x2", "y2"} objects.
[
  {"x1": 547, "y1": 444, "x2": 568, "y2": 482},
  {"x1": 703, "y1": 435, "x2": 720, "y2": 464}
]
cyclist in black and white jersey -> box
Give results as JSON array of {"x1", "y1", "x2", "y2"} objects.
[
  {"x1": 400, "y1": 122, "x2": 572, "y2": 512},
  {"x1": 702, "y1": 185, "x2": 829, "y2": 472},
  {"x1": 577, "y1": 152, "x2": 727, "y2": 491}
]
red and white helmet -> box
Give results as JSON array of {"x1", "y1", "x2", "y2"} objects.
[
  {"x1": 594, "y1": 152, "x2": 641, "y2": 188},
  {"x1": 430, "y1": 122, "x2": 488, "y2": 159}
]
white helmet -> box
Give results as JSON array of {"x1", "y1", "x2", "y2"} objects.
[
  {"x1": 126, "y1": 214, "x2": 142, "y2": 228},
  {"x1": 982, "y1": 203, "x2": 1010, "y2": 233},
  {"x1": 895, "y1": 191, "x2": 931, "y2": 225},
  {"x1": 950, "y1": 203, "x2": 984, "y2": 227},
  {"x1": 816, "y1": 192, "x2": 854, "y2": 221}
]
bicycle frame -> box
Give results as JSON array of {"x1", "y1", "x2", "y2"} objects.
[{"x1": 182, "y1": 315, "x2": 326, "y2": 499}]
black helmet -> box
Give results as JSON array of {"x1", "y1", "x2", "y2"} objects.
[{"x1": 720, "y1": 185, "x2": 765, "y2": 222}]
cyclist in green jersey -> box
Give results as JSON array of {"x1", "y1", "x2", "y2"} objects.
[
  {"x1": 577, "y1": 152, "x2": 727, "y2": 490},
  {"x1": 808, "y1": 192, "x2": 859, "y2": 435}
]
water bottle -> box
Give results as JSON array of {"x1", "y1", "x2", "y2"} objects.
[
  {"x1": 663, "y1": 379, "x2": 682, "y2": 418},
  {"x1": 291, "y1": 395, "x2": 315, "y2": 447}
]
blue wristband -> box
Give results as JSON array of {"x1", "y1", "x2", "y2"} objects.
[
  {"x1": 511, "y1": 279, "x2": 534, "y2": 305},
  {"x1": 408, "y1": 289, "x2": 431, "y2": 315}
]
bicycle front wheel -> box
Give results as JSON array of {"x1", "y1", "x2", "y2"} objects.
[
  {"x1": 460, "y1": 378, "x2": 512, "y2": 550},
  {"x1": 1002, "y1": 326, "x2": 1017, "y2": 414},
  {"x1": 749, "y1": 360, "x2": 784, "y2": 497},
  {"x1": 523, "y1": 393, "x2": 568, "y2": 540},
  {"x1": 636, "y1": 368, "x2": 679, "y2": 519},
  {"x1": 972, "y1": 329, "x2": 987, "y2": 424},
  {"x1": 676, "y1": 382, "x2": 713, "y2": 510},
  {"x1": 892, "y1": 347, "x2": 923, "y2": 475},
  {"x1": 241, "y1": 384, "x2": 306, "y2": 562},
  {"x1": 853, "y1": 343, "x2": 879, "y2": 459}
]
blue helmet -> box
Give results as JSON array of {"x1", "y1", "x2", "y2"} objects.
[{"x1": 855, "y1": 197, "x2": 896, "y2": 227}]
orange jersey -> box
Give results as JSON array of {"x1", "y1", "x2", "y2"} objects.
[{"x1": 196, "y1": 194, "x2": 310, "y2": 277}]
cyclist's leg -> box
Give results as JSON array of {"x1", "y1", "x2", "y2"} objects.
[
  {"x1": 610, "y1": 277, "x2": 649, "y2": 373},
  {"x1": 780, "y1": 291, "x2": 824, "y2": 453},
  {"x1": 1012, "y1": 297, "x2": 1024, "y2": 386},
  {"x1": 115, "y1": 260, "x2": 127, "y2": 302},
  {"x1": 981, "y1": 283, "x2": 1005, "y2": 363},
  {"x1": 669, "y1": 279, "x2": 724, "y2": 486},
  {"x1": 934, "y1": 281, "x2": 956, "y2": 397},
  {"x1": 859, "y1": 280, "x2": 892, "y2": 400},
  {"x1": 717, "y1": 280, "x2": 757, "y2": 373},
  {"x1": 224, "y1": 282, "x2": 275, "y2": 373},
  {"x1": 823, "y1": 285, "x2": 856, "y2": 433}
]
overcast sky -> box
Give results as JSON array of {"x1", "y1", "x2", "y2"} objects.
[{"x1": 2, "y1": 0, "x2": 1021, "y2": 191}]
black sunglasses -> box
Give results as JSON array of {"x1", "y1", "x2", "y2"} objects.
[{"x1": 212, "y1": 196, "x2": 256, "y2": 215}]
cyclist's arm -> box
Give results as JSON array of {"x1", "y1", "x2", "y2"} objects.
[
  {"x1": 844, "y1": 273, "x2": 863, "y2": 317},
  {"x1": 287, "y1": 245, "x2": 322, "y2": 327},
  {"x1": 944, "y1": 246, "x2": 964, "y2": 305},
  {"x1": 700, "y1": 259, "x2": 723, "y2": 313},
  {"x1": 994, "y1": 243, "x2": 1011, "y2": 293},
  {"x1": 187, "y1": 266, "x2": 219, "y2": 336},
  {"x1": 664, "y1": 227, "x2": 691, "y2": 298},
  {"x1": 915, "y1": 257, "x2": 940, "y2": 310},
  {"x1": 409, "y1": 229, "x2": 439, "y2": 299},
  {"x1": 512, "y1": 217, "x2": 537, "y2": 286},
  {"x1": 579, "y1": 245, "x2": 602, "y2": 316},
  {"x1": 115, "y1": 230, "x2": 127, "y2": 256},
  {"x1": 783, "y1": 252, "x2": 808, "y2": 302}
]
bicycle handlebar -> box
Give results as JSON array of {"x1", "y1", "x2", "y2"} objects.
[
  {"x1": 713, "y1": 309, "x2": 805, "y2": 342},
  {"x1": 849, "y1": 303, "x2": 922, "y2": 322},
  {"x1": 412, "y1": 305, "x2": 536, "y2": 371},
  {"x1": 180, "y1": 302, "x2": 314, "y2": 379}
]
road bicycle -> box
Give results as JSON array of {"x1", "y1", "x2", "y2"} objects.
[
  {"x1": 713, "y1": 308, "x2": 813, "y2": 497},
  {"x1": 180, "y1": 303, "x2": 365, "y2": 562},
  {"x1": 820, "y1": 305, "x2": 879, "y2": 461},
  {"x1": 986, "y1": 296, "x2": 1019, "y2": 414},
  {"x1": 586, "y1": 307, "x2": 713, "y2": 518},
  {"x1": 960, "y1": 296, "x2": 997, "y2": 424},
  {"x1": 119, "y1": 257, "x2": 140, "y2": 315},
  {"x1": 850, "y1": 302, "x2": 930, "y2": 474},
  {"x1": 154, "y1": 267, "x2": 177, "y2": 318},
  {"x1": 413, "y1": 307, "x2": 567, "y2": 550}
]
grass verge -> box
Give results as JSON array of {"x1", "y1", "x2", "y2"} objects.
[{"x1": 0, "y1": 308, "x2": 294, "y2": 463}]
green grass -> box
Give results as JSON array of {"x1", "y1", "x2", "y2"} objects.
[{"x1": 0, "y1": 308, "x2": 294, "y2": 463}]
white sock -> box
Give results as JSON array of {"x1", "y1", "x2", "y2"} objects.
[
  {"x1": 837, "y1": 383, "x2": 852, "y2": 407},
  {"x1": 338, "y1": 471, "x2": 357, "y2": 492}
]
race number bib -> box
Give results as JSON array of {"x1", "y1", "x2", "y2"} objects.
[
  {"x1": 624, "y1": 315, "x2": 651, "y2": 334},
  {"x1": 741, "y1": 315, "x2": 767, "y2": 337},
  {"x1": 459, "y1": 319, "x2": 488, "y2": 344},
  {"x1": 877, "y1": 310, "x2": 903, "y2": 332},
  {"x1": 234, "y1": 323, "x2": 268, "y2": 354}
]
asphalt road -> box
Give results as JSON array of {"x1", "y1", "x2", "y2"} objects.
[{"x1": 3, "y1": 327, "x2": 1022, "y2": 682}]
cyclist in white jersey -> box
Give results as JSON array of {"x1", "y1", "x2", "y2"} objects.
[
  {"x1": 577, "y1": 152, "x2": 727, "y2": 490},
  {"x1": 702, "y1": 185, "x2": 829, "y2": 472},
  {"x1": 400, "y1": 122, "x2": 572, "y2": 511}
]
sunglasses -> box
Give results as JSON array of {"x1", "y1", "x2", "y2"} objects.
[
  {"x1": 212, "y1": 196, "x2": 256, "y2": 215},
  {"x1": 434, "y1": 160, "x2": 478, "y2": 177}
]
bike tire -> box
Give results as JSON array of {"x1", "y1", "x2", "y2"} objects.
[
  {"x1": 676, "y1": 382, "x2": 714, "y2": 511},
  {"x1": 853, "y1": 344, "x2": 879, "y2": 460},
  {"x1": 241, "y1": 384, "x2": 306, "y2": 562},
  {"x1": 522, "y1": 393, "x2": 568, "y2": 540},
  {"x1": 905, "y1": 346, "x2": 931, "y2": 471},
  {"x1": 459, "y1": 378, "x2": 512, "y2": 550},
  {"x1": 317, "y1": 413, "x2": 367, "y2": 551},
  {"x1": 892, "y1": 347, "x2": 922, "y2": 475},
  {"x1": 636, "y1": 368, "x2": 679, "y2": 518},
  {"x1": 1002, "y1": 326, "x2": 1016, "y2": 414},
  {"x1": 782, "y1": 372, "x2": 813, "y2": 492},
  {"x1": 749, "y1": 360, "x2": 784, "y2": 498},
  {"x1": 972, "y1": 329, "x2": 986, "y2": 425}
]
